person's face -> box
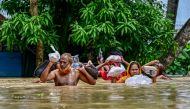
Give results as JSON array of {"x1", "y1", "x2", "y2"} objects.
[
  {"x1": 130, "y1": 64, "x2": 140, "y2": 76},
  {"x1": 59, "y1": 55, "x2": 70, "y2": 69}
]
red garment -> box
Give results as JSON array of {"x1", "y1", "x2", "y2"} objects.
[
  {"x1": 117, "y1": 71, "x2": 128, "y2": 79},
  {"x1": 99, "y1": 69, "x2": 112, "y2": 80},
  {"x1": 98, "y1": 62, "x2": 125, "y2": 81}
]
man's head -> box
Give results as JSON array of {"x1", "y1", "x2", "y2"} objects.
[{"x1": 59, "y1": 53, "x2": 73, "y2": 69}]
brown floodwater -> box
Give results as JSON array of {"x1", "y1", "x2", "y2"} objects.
[{"x1": 0, "y1": 77, "x2": 190, "y2": 109}]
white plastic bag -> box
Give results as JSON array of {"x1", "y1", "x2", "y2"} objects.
[
  {"x1": 107, "y1": 65, "x2": 125, "y2": 77},
  {"x1": 106, "y1": 55, "x2": 122, "y2": 62},
  {"x1": 48, "y1": 52, "x2": 60, "y2": 62},
  {"x1": 48, "y1": 45, "x2": 60, "y2": 62},
  {"x1": 143, "y1": 66, "x2": 157, "y2": 76},
  {"x1": 143, "y1": 66, "x2": 157, "y2": 71},
  {"x1": 125, "y1": 74, "x2": 152, "y2": 86}
]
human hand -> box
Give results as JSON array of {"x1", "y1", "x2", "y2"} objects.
[
  {"x1": 33, "y1": 80, "x2": 43, "y2": 83},
  {"x1": 77, "y1": 65, "x2": 85, "y2": 72},
  {"x1": 86, "y1": 60, "x2": 93, "y2": 66},
  {"x1": 104, "y1": 60, "x2": 110, "y2": 65},
  {"x1": 121, "y1": 56, "x2": 124, "y2": 62}
]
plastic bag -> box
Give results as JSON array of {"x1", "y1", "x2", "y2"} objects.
[
  {"x1": 72, "y1": 55, "x2": 79, "y2": 63},
  {"x1": 106, "y1": 55, "x2": 122, "y2": 62},
  {"x1": 143, "y1": 66, "x2": 157, "y2": 71},
  {"x1": 48, "y1": 45, "x2": 60, "y2": 62},
  {"x1": 48, "y1": 52, "x2": 60, "y2": 62},
  {"x1": 71, "y1": 55, "x2": 83, "y2": 68},
  {"x1": 85, "y1": 63, "x2": 99, "y2": 80},
  {"x1": 33, "y1": 60, "x2": 57, "y2": 77},
  {"x1": 107, "y1": 65, "x2": 125, "y2": 77},
  {"x1": 34, "y1": 45, "x2": 59, "y2": 77},
  {"x1": 143, "y1": 66, "x2": 157, "y2": 76},
  {"x1": 72, "y1": 63, "x2": 82, "y2": 69},
  {"x1": 125, "y1": 74, "x2": 152, "y2": 86}
]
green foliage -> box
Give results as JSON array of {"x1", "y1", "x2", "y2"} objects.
[
  {"x1": 70, "y1": 0, "x2": 175, "y2": 63},
  {"x1": 0, "y1": 12, "x2": 58, "y2": 51},
  {"x1": 0, "y1": 0, "x2": 30, "y2": 15},
  {"x1": 167, "y1": 43, "x2": 190, "y2": 75},
  {"x1": 1, "y1": 0, "x2": 184, "y2": 75}
]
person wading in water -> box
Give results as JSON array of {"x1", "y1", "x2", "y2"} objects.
[{"x1": 40, "y1": 53, "x2": 96, "y2": 86}]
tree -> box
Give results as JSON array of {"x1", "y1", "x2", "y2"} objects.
[
  {"x1": 163, "y1": 0, "x2": 190, "y2": 75},
  {"x1": 30, "y1": 0, "x2": 44, "y2": 66},
  {"x1": 0, "y1": 14, "x2": 6, "y2": 24},
  {"x1": 0, "y1": 0, "x2": 58, "y2": 66},
  {"x1": 161, "y1": 18, "x2": 190, "y2": 75},
  {"x1": 70, "y1": 0, "x2": 175, "y2": 63}
]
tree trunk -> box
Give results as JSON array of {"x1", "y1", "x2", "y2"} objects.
[
  {"x1": 36, "y1": 40, "x2": 44, "y2": 67},
  {"x1": 30, "y1": 0, "x2": 38, "y2": 16},
  {"x1": 30, "y1": 0, "x2": 44, "y2": 66},
  {"x1": 166, "y1": 0, "x2": 179, "y2": 28},
  {"x1": 87, "y1": 42, "x2": 95, "y2": 61},
  {"x1": 160, "y1": 18, "x2": 190, "y2": 68}
]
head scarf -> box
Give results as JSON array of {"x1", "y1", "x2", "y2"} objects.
[{"x1": 120, "y1": 61, "x2": 142, "y2": 81}]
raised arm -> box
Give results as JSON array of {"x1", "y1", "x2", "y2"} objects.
[
  {"x1": 77, "y1": 66, "x2": 96, "y2": 85},
  {"x1": 121, "y1": 57, "x2": 129, "y2": 66},
  {"x1": 40, "y1": 61, "x2": 56, "y2": 82},
  {"x1": 142, "y1": 60, "x2": 164, "y2": 83},
  {"x1": 143, "y1": 60, "x2": 159, "y2": 66},
  {"x1": 96, "y1": 60, "x2": 109, "y2": 70}
]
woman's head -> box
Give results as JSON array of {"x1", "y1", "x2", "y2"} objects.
[{"x1": 127, "y1": 61, "x2": 141, "y2": 76}]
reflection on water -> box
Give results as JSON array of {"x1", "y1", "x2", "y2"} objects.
[{"x1": 0, "y1": 78, "x2": 190, "y2": 109}]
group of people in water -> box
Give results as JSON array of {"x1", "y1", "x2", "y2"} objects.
[{"x1": 35, "y1": 51, "x2": 171, "y2": 86}]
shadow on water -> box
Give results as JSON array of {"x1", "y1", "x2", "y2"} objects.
[{"x1": 0, "y1": 77, "x2": 190, "y2": 109}]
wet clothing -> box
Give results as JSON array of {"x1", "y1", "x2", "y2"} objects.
[
  {"x1": 99, "y1": 68, "x2": 112, "y2": 80},
  {"x1": 117, "y1": 62, "x2": 142, "y2": 82},
  {"x1": 98, "y1": 62, "x2": 124, "y2": 81}
]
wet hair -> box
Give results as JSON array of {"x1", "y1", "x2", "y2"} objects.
[
  {"x1": 155, "y1": 63, "x2": 165, "y2": 75},
  {"x1": 127, "y1": 61, "x2": 141, "y2": 76},
  {"x1": 61, "y1": 53, "x2": 73, "y2": 64},
  {"x1": 110, "y1": 50, "x2": 122, "y2": 56}
]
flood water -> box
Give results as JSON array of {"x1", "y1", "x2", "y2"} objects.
[{"x1": 0, "y1": 77, "x2": 190, "y2": 109}]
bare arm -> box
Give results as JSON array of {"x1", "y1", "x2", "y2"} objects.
[
  {"x1": 142, "y1": 60, "x2": 159, "y2": 83},
  {"x1": 96, "y1": 61, "x2": 108, "y2": 69},
  {"x1": 40, "y1": 61, "x2": 56, "y2": 82},
  {"x1": 143, "y1": 60, "x2": 159, "y2": 66},
  {"x1": 121, "y1": 57, "x2": 129, "y2": 66},
  {"x1": 78, "y1": 66, "x2": 96, "y2": 85}
]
